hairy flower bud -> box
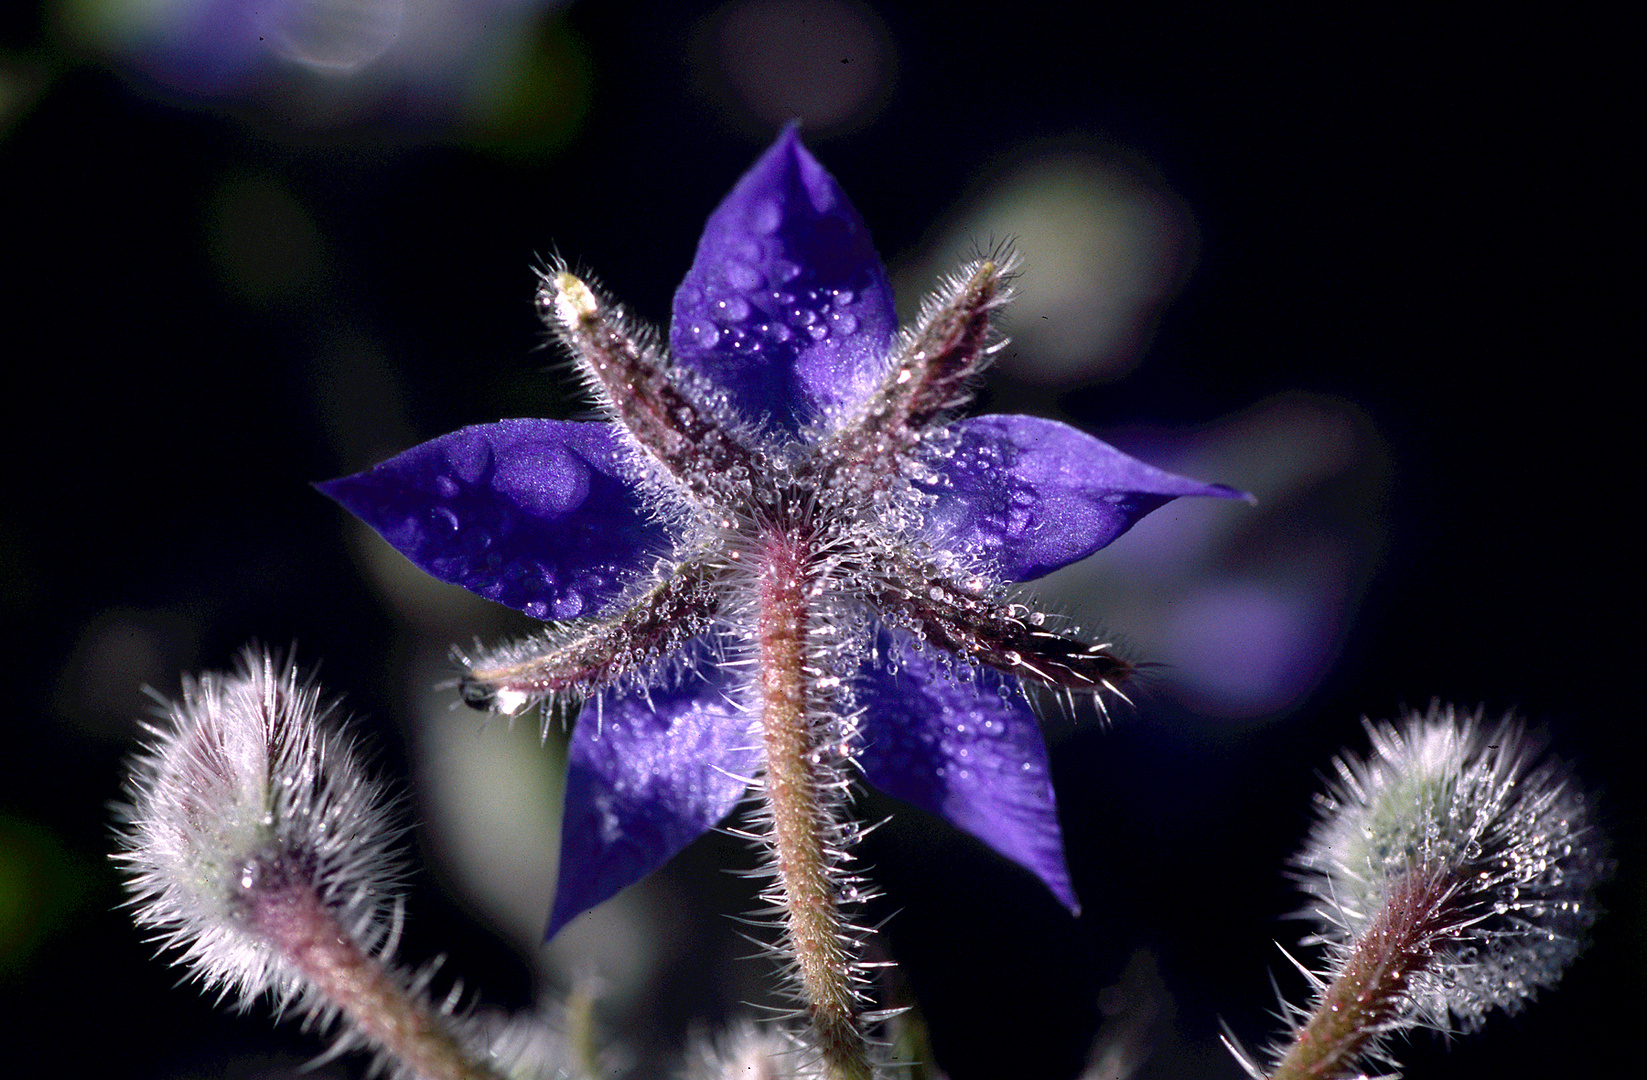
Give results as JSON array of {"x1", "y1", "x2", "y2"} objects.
[
  {"x1": 1242, "y1": 704, "x2": 1610, "y2": 1080},
  {"x1": 114, "y1": 648, "x2": 403, "y2": 1010},
  {"x1": 114, "y1": 650, "x2": 526, "y2": 1080}
]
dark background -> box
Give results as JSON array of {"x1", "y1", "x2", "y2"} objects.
[{"x1": 1, "y1": 2, "x2": 1635, "y2": 1077}]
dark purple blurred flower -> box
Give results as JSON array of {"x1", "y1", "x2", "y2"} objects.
[
  {"x1": 322, "y1": 130, "x2": 1244, "y2": 936},
  {"x1": 77, "y1": 0, "x2": 566, "y2": 117}
]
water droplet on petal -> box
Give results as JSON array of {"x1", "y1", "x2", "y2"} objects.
[
  {"x1": 716, "y1": 296, "x2": 751, "y2": 322},
  {"x1": 748, "y1": 200, "x2": 781, "y2": 234}
]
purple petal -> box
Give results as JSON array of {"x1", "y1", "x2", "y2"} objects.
[
  {"x1": 318, "y1": 419, "x2": 662, "y2": 620},
  {"x1": 547, "y1": 679, "x2": 757, "y2": 938},
  {"x1": 670, "y1": 128, "x2": 897, "y2": 431},
  {"x1": 923, "y1": 414, "x2": 1249, "y2": 582},
  {"x1": 857, "y1": 635, "x2": 1078, "y2": 912}
]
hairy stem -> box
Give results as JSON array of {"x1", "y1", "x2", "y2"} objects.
[
  {"x1": 1270, "y1": 866, "x2": 1453, "y2": 1080},
  {"x1": 756, "y1": 529, "x2": 870, "y2": 1080},
  {"x1": 246, "y1": 863, "x2": 505, "y2": 1080}
]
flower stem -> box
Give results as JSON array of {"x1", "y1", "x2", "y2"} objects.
[
  {"x1": 1269, "y1": 865, "x2": 1452, "y2": 1080},
  {"x1": 756, "y1": 529, "x2": 871, "y2": 1080},
  {"x1": 246, "y1": 860, "x2": 507, "y2": 1080}
]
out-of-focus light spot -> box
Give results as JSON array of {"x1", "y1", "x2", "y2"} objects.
[
  {"x1": 54, "y1": 607, "x2": 195, "y2": 738},
  {"x1": 207, "y1": 173, "x2": 326, "y2": 305},
  {"x1": 465, "y1": 18, "x2": 591, "y2": 155},
  {"x1": 702, "y1": 0, "x2": 895, "y2": 134},
  {"x1": 0, "y1": 56, "x2": 51, "y2": 141},
  {"x1": 1157, "y1": 577, "x2": 1345, "y2": 717},
  {"x1": 263, "y1": 0, "x2": 404, "y2": 75},
  {"x1": 1040, "y1": 394, "x2": 1388, "y2": 719},
  {"x1": 0, "y1": 817, "x2": 92, "y2": 976},
  {"x1": 907, "y1": 152, "x2": 1193, "y2": 385},
  {"x1": 415, "y1": 667, "x2": 562, "y2": 961},
  {"x1": 57, "y1": 0, "x2": 580, "y2": 137}
]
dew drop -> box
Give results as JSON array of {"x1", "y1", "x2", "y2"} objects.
[
  {"x1": 748, "y1": 200, "x2": 782, "y2": 234},
  {"x1": 716, "y1": 296, "x2": 752, "y2": 322},
  {"x1": 694, "y1": 324, "x2": 722, "y2": 348},
  {"x1": 832, "y1": 312, "x2": 859, "y2": 334}
]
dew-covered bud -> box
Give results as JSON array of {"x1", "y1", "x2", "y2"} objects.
[
  {"x1": 114, "y1": 650, "x2": 513, "y2": 1080},
  {"x1": 113, "y1": 648, "x2": 403, "y2": 1010},
  {"x1": 1248, "y1": 704, "x2": 1610, "y2": 1080}
]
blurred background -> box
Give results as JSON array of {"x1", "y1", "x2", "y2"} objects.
[{"x1": 1, "y1": 2, "x2": 1635, "y2": 1076}]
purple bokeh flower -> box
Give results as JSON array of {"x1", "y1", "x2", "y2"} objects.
[
  {"x1": 76, "y1": 0, "x2": 568, "y2": 123},
  {"x1": 321, "y1": 129, "x2": 1244, "y2": 937}
]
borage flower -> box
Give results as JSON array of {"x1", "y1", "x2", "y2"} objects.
[{"x1": 322, "y1": 129, "x2": 1242, "y2": 1072}]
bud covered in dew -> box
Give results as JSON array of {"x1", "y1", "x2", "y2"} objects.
[
  {"x1": 113, "y1": 649, "x2": 404, "y2": 1012},
  {"x1": 1246, "y1": 704, "x2": 1610, "y2": 1080},
  {"x1": 113, "y1": 650, "x2": 541, "y2": 1080}
]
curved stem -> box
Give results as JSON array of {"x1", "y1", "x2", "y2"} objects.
[
  {"x1": 248, "y1": 875, "x2": 506, "y2": 1080},
  {"x1": 1270, "y1": 866, "x2": 1452, "y2": 1080}
]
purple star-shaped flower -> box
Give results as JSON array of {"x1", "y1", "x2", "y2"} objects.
[{"x1": 321, "y1": 130, "x2": 1243, "y2": 940}]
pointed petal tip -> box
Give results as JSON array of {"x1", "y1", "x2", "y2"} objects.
[
  {"x1": 925, "y1": 415, "x2": 1256, "y2": 581},
  {"x1": 314, "y1": 420, "x2": 660, "y2": 620},
  {"x1": 544, "y1": 682, "x2": 755, "y2": 941},
  {"x1": 762, "y1": 121, "x2": 811, "y2": 165},
  {"x1": 858, "y1": 637, "x2": 1081, "y2": 913},
  {"x1": 1207, "y1": 482, "x2": 1258, "y2": 505},
  {"x1": 670, "y1": 121, "x2": 896, "y2": 428}
]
